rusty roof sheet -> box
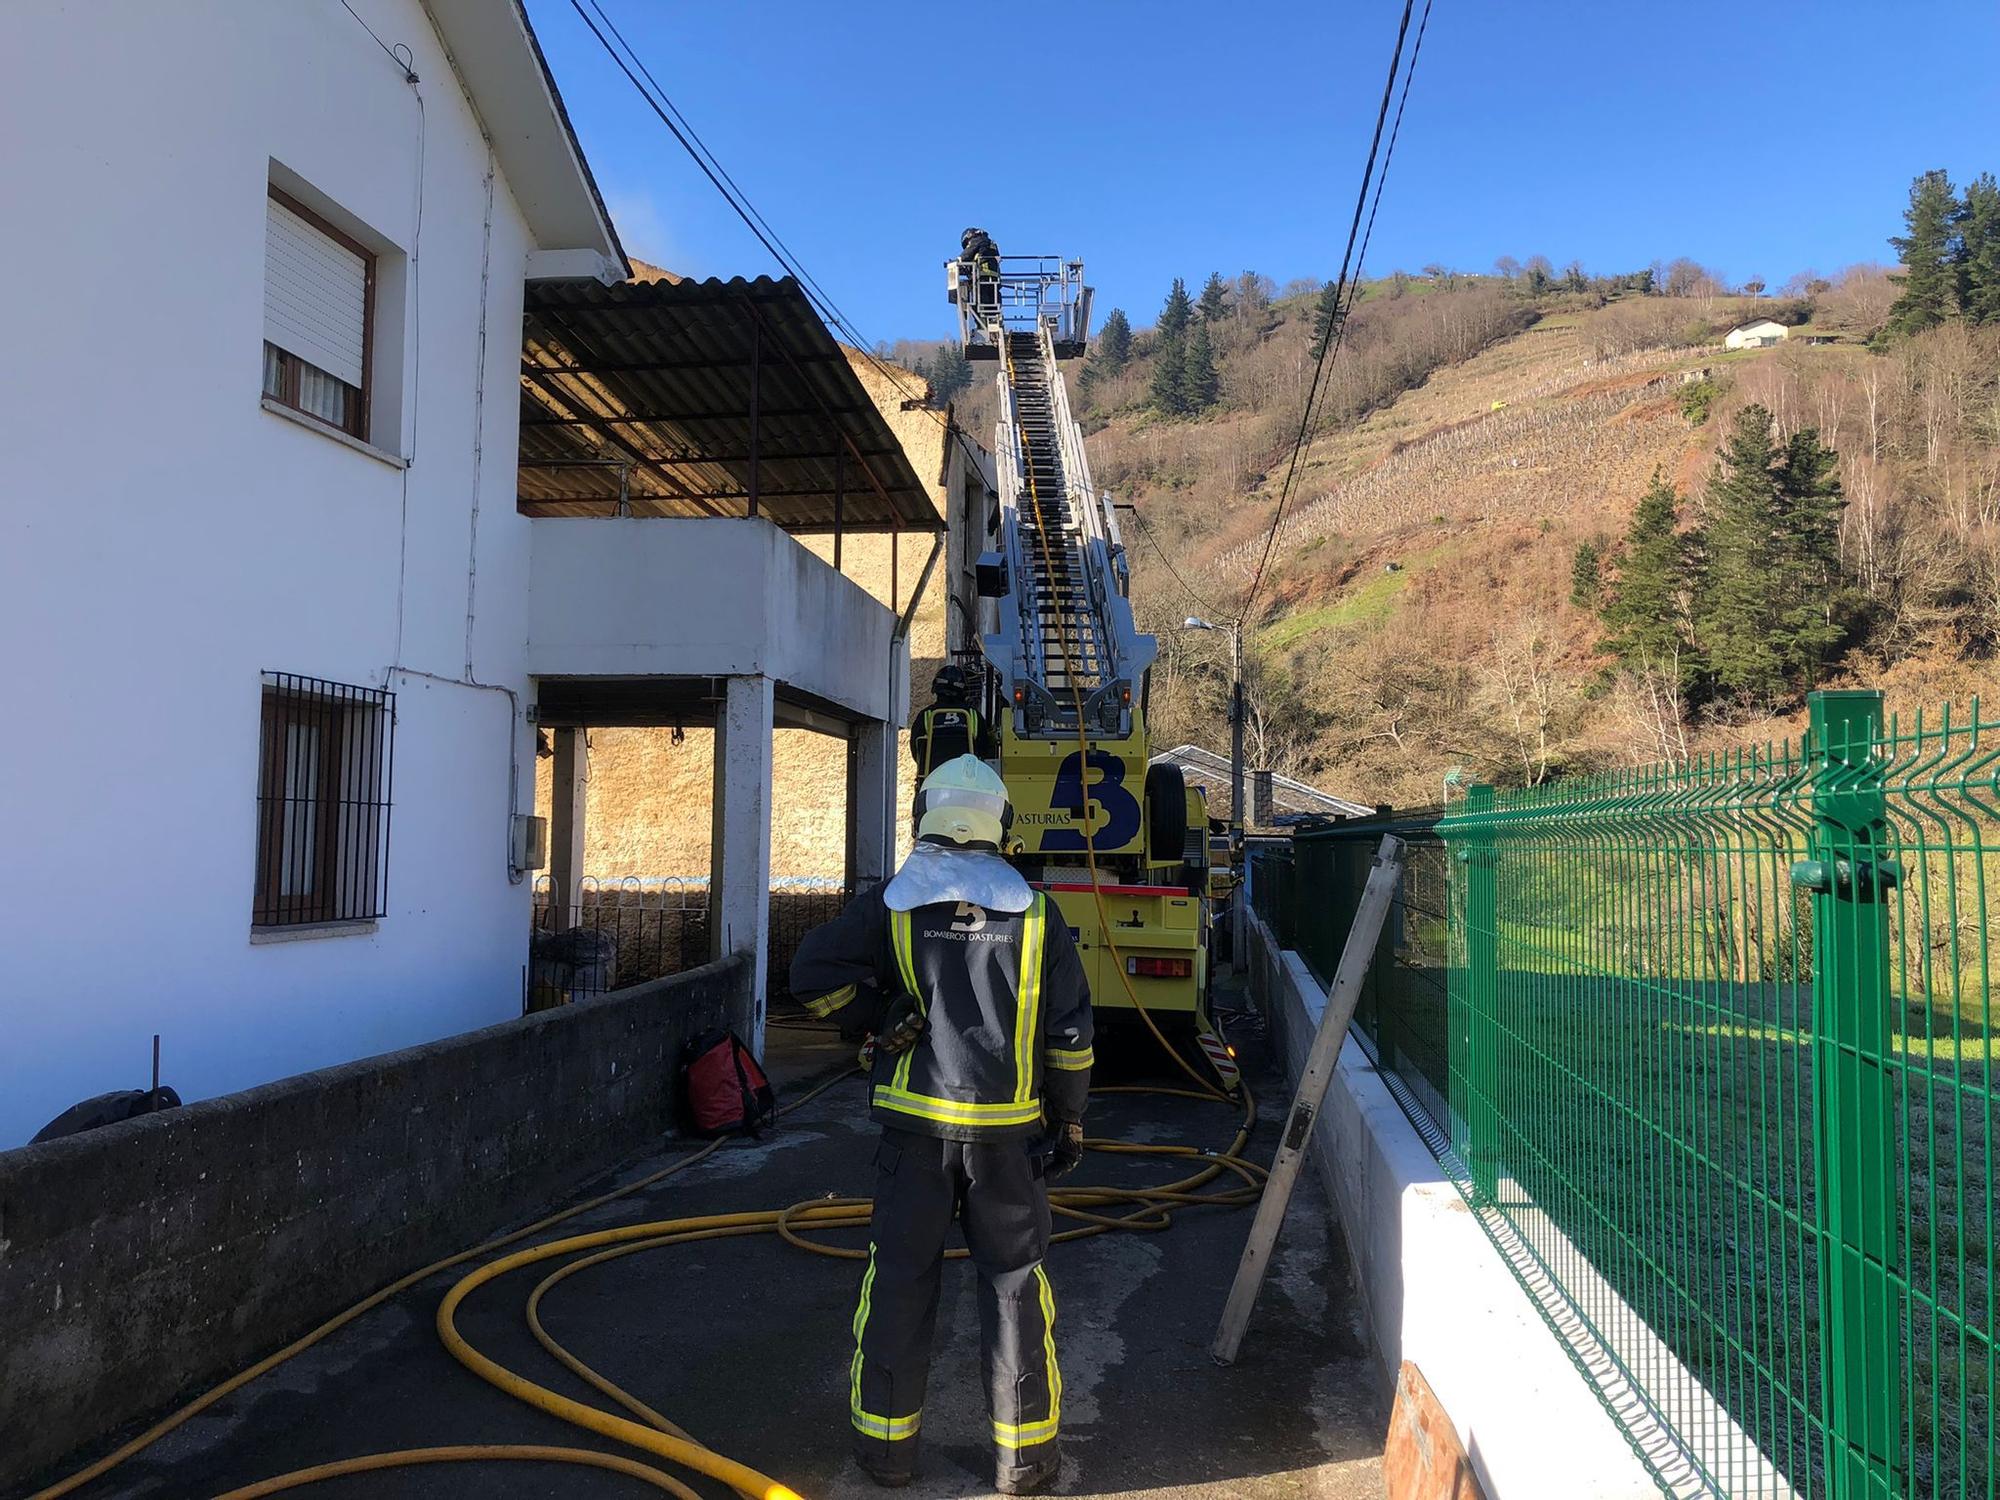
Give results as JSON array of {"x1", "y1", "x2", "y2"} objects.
[{"x1": 519, "y1": 276, "x2": 939, "y2": 532}]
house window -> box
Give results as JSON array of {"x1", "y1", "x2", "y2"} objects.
[
  {"x1": 253, "y1": 673, "x2": 395, "y2": 928},
  {"x1": 262, "y1": 188, "x2": 374, "y2": 440}
]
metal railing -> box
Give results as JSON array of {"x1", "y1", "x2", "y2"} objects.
[
  {"x1": 529, "y1": 877, "x2": 850, "y2": 1012},
  {"x1": 531, "y1": 876, "x2": 710, "y2": 1006},
  {"x1": 1440, "y1": 691, "x2": 1996, "y2": 1499},
  {"x1": 1247, "y1": 814, "x2": 1450, "y2": 1132}
]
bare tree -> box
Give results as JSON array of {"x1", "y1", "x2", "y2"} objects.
[{"x1": 1478, "y1": 612, "x2": 1583, "y2": 786}]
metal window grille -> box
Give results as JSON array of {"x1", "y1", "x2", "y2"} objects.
[
  {"x1": 253, "y1": 672, "x2": 394, "y2": 927},
  {"x1": 526, "y1": 877, "x2": 849, "y2": 1010}
]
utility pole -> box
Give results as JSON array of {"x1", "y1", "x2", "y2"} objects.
[
  {"x1": 1183, "y1": 616, "x2": 1246, "y2": 852},
  {"x1": 1229, "y1": 622, "x2": 1245, "y2": 853}
]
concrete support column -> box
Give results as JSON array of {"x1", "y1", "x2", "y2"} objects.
[
  {"x1": 550, "y1": 727, "x2": 588, "y2": 928},
  {"x1": 846, "y1": 717, "x2": 897, "y2": 894},
  {"x1": 709, "y1": 674, "x2": 775, "y2": 1050}
]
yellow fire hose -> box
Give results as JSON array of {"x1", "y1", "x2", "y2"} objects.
[
  {"x1": 32, "y1": 1069, "x2": 1262, "y2": 1500},
  {"x1": 37, "y1": 340, "x2": 1259, "y2": 1500}
]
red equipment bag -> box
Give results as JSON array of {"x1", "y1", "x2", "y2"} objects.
[{"x1": 682, "y1": 1029, "x2": 775, "y2": 1137}]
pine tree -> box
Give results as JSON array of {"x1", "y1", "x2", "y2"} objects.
[
  {"x1": 1182, "y1": 321, "x2": 1220, "y2": 411},
  {"x1": 1696, "y1": 407, "x2": 1789, "y2": 701},
  {"x1": 1308, "y1": 280, "x2": 1342, "y2": 358},
  {"x1": 1770, "y1": 427, "x2": 1850, "y2": 686},
  {"x1": 1887, "y1": 169, "x2": 1961, "y2": 336},
  {"x1": 1198, "y1": 272, "x2": 1229, "y2": 322},
  {"x1": 1158, "y1": 278, "x2": 1194, "y2": 342},
  {"x1": 1957, "y1": 172, "x2": 2000, "y2": 326},
  {"x1": 1148, "y1": 280, "x2": 1196, "y2": 415},
  {"x1": 1148, "y1": 334, "x2": 1187, "y2": 415},
  {"x1": 1602, "y1": 472, "x2": 1698, "y2": 683},
  {"x1": 1096, "y1": 308, "x2": 1132, "y2": 372},
  {"x1": 927, "y1": 341, "x2": 973, "y2": 402},
  {"x1": 1569, "y1": 540, "x2": 1601, "y2": 608}
]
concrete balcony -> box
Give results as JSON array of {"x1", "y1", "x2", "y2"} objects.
[{"x1": 527, "y1": 515, "x2": 903, "y2": 727}]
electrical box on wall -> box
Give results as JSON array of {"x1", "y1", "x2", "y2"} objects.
[{"x1": 512, "y1": 814, "x2": 549, "y2": 873}]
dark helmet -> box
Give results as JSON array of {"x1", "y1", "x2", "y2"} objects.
[
  {"x1": 961, "y1": 227, "x2": 991, "y2": 253},
  {"x1": 931, "y1": 664, "x2": 970, "y2": 699}
]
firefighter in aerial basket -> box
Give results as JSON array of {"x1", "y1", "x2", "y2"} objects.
[{"x1": 791, "y1": 755, "x2": 1092, "y2": 1494}]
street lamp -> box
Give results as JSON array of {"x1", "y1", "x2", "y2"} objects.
[{"x1": 1181, "y1": 616, "x2": 1245, "y2": 853}]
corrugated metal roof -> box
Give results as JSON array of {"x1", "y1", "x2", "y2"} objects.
[
  {"x1": 1152, "y1": 744, "x2": 1373, "y2": 822},
  {"x1": 519, "y1": 276, "x2": 939, "y2": 532}
]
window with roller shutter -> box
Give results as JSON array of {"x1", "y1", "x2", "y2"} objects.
[{"x1": 262, "y1": 187, "x2": 374, "y2": 440}]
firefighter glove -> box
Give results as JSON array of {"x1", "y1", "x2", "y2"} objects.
[
  {"x1": 859, "y1": 992, "x2": 926, "y2": 1071},
  {"x1": 1037, "y1": 1120, "x2": 1086, "y2": 1182}
]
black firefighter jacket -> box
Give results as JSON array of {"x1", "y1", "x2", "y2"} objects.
[
  {"x1": 909, "y1": 704, "x2": 996, "y2": 775},
  {"x1": 790, "y1": 885, "x2": 1092, "y2": 1141}
]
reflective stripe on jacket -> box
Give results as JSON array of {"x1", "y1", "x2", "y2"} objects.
[
  {"x1": 910, "y1": 705, "x2": 990, "y2": 775},
  {"x1": 791, "y1": 883, "x2": 1093, "y2": 1140}
]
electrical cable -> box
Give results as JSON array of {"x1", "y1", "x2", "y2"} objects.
[
  {"x1": 566, "y1": 7, "x2": 1229, "y2": 1095},
  {"x1": 1128, "y1": 503, "x2": 1219, "y2": 621},
  {"x1": 27, "y1": 19, "x2": 1287, "y2": 1496},
  {"x1": 1240, "y1": 0, "x2": 1429, "y2": 625},
  {"x1": 1322, "y1": 0, "x2": 1435, "y2": 396},
  {"x1": 565, "y1": 0, "x2": 990, "y2": 487}
]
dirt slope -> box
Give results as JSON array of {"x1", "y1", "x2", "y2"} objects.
[{"x1": 1105, "y1": 295, "x2": 1990, "y2": 808}]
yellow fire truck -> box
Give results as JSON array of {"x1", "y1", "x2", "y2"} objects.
[{"x1": 947, "y1": 244, "x2": 1237, "y2": 1089}]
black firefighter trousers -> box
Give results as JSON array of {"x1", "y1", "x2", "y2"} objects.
[{"x1": 850, "y1": 1128, "x2": 1060, "y2": 1484}]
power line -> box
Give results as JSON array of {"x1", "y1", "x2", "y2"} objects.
[
  {"x1": 1325, "y1": 0, "x2": 1433, "y2": 396},
  {"x1": 1240, "y1": 0, "x2": 1431, "y2": 625},
  {"x1": 568, "y1": 0, "x2": 988, "y2": 483},
  {"x1": 1128, "y1": 504, "x2": 1218, "y2": 620}
]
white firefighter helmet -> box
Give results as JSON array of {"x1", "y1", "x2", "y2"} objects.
[{"x1": 914, "y1": 755, "x2": 1013, "y2": 851}]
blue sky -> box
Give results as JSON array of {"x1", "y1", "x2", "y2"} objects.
[{"x1": 524, "y1": 0, "x2": 2000, "y2": 343}]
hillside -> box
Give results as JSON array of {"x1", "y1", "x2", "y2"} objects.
[{"x1": 1074, "y1": 276, "x2": 1999, "y2": 808}]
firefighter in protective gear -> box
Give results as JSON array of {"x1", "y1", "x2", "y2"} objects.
[
  {"x1": 791, "y1": 756, "x2": 1091, "y2": 1495},
  {"x1": 961, "y1": 226, "x2": 1001, "y2": 321},
  {"x1": 909, "y1": 664, "x2": 995, "y2": 775}
]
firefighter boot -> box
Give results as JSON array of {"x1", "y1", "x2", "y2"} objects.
[{"x1": 996, "y1": 1445, "x2": 1061, "y2": 1495}]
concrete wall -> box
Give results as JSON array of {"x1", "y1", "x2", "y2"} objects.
[
  {"x1": 0, "y1": 955, "x2": 749, "y2": 1490},
  {"x1": 527, "y1": 517, "x2": 902, "y2": 723},
  {"x1": 1242, "y1": 907, "x2": 1662, "y2": 1500},
  {"x1": 0, "y1": 0, "x2": 554, "y2": 1146}
]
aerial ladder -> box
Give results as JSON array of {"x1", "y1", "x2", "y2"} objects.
[{"x1": 947, "y1": 243, "x2": 1237, "y2": 1085}]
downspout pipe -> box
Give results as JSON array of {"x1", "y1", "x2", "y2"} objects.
[{"x1": 880, "y1": 526, "x2": 947, "y2": 881}]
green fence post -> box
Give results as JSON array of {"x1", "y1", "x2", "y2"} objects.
[
  {"x1": 1461, "y1": 784, "x2": 1500, "y2": 1204},
  {"x1": 1800, "y1": 689, "x2": 1900, "y2": 1500}
]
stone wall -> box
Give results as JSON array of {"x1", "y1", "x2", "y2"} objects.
[{"x1": 0, "y1": 956, "x2": 749, "y2": 1489}]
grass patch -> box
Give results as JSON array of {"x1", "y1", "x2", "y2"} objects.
[{"x1": 1259, "y1": 569, "x2": 1408, "y2": 651}]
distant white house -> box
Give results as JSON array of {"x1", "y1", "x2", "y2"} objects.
[{"x1": 1725, "y1": 319, "x2": 1790, "y2": 350}]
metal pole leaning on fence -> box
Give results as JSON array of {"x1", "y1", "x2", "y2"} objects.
[
  {"x1": 1212, "y1": 833, "x2": 1406, "y2": 1365},
  {"x1": 1796, "y1": 690, "x2": 1901, "y2": 1500}
]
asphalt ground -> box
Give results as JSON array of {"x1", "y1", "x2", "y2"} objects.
[{"x1": 38, "y1": 995, "x2": 1386, "y2": 1500}]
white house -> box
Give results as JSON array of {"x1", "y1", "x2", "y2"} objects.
[
  {"x1": 1724, "y1": 319, "x2": 1790, "y2": 350},
  {"x1": 0, "y1": 0, "x2": 933, "y2": 1147}
]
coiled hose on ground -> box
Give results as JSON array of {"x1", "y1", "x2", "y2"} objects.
[
  {"x1": 32, "y1": 1070, "x2": 1261, "y2": 1500},
  {"x1": 38, "y1": 340, "x2": 1257, "y2": 1500}
]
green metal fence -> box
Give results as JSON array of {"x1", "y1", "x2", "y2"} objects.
[
  {"x1": 1252, "y1": 814, "x2": 1455, "y2": 1131},
  {"x1": 1440, "y1": 690, "x2": 1996, "y2": 1499}
]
